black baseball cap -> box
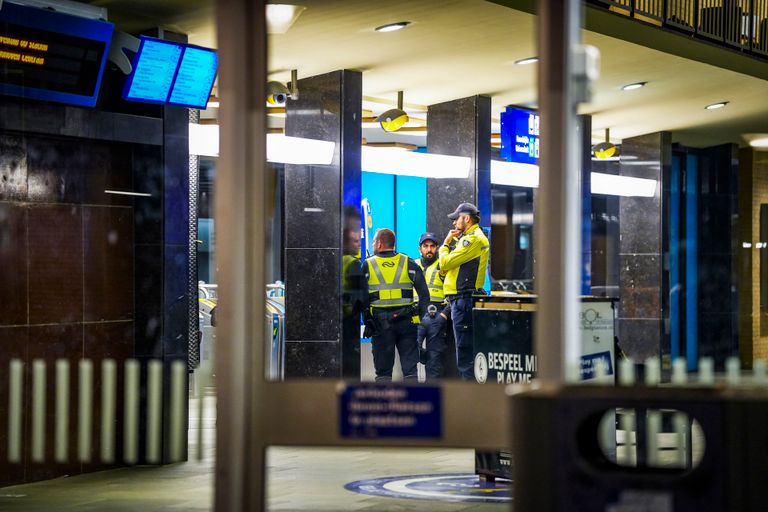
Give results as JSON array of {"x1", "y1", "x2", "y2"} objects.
[
  {"x1": 419, "y1": 232, "x2": 439, "y2": 245},
  {"x1": 447, "y1": 202, "x2": 480, "y2": 220}
]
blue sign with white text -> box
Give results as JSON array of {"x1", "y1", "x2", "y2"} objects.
[
  {"x1": 580, "y1": 350, "x2": 614, "y2": 379},
  {"x1": 500, "y1": 106, "x2": 540, "y2": 165},
  {"x1": 122, "y1": 36, "x2": 218, "y2": 109},
  {"x1": 340, "y1": 384, "x2": 442, "y2": 439}
]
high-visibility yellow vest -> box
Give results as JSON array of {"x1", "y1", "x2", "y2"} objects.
[
  {"x1": 438, "y1": 223, "x2": 489, "y2": 296},
  {"x1": 366, "y1": 253, "x2": 414, "y2": 309},
  {"x1": 416, "y1": 259, "x2": 445, "y2": 303}
]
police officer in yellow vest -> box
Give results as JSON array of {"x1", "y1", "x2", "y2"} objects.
[
  {"x1": 439, "y1": 203, "x2": 490, "y2": 380},
  {"x1": 362, "y1": 228, "x2": 430, "y2": 381},
  {"x1": 415, "y1": 232, "x2": 450, "y2": 380}
]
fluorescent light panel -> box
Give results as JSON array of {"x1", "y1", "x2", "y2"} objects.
[
  {"x1": 188, "y1": 124, "x2": 336, "y2": 165},
  {"x1": 362, "y1": 146, "x2": 470, "y2": 179},
  {"x1": 590, "y1": 172, "x2": 656, "y2": 197},
  {"x1": 267, "y1": 133, "x2": 335, "y2": 165},
  {"x1": 490, "y1": 160, "x2": 657, "y2": 197}
]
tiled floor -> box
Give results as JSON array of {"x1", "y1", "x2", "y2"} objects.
[{"x1": 0, "y1": 396, "x2": 511, "y2": 511}]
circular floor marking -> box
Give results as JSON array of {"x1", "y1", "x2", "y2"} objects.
[{"x1": 345, "y1": 473, "x2": 512, "y2": 503}]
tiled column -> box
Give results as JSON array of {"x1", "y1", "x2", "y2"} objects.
[
  {"x1": 284, "y1": 70, "x2": 362, "y2": 378},
  {"x1": 738, "y1": 148, "x2": 768, "y2": 365},
  {"x1": 697, "y1": 144, "x2": 738, "y2": 366},
  {"x1": 618, "y1": 132, "x2": 671, "y2": 361},
  {"x1": 426, "y1": 95, "x2": 491, "y2": 236}
]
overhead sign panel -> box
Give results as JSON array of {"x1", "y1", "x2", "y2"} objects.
[
  {"x1": 500, "y1": 106, "x2": 540, "y2": 165},
  {"x1": 168, "y1": 46, "x2": 218, "y2": 108},
  {"x1": 123, "y1": 38, "x2": 182, "y2": 103},
  {"x1": 0, "y1": 2, "x2": 114, "y2": 107},
  {"x1": 123, "y1": 36, "x2": 218, "y2": 109}
]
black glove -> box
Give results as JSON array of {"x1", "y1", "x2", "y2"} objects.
[{"x1": 363, "y1": 321, "x2": 376, "y2": 339}]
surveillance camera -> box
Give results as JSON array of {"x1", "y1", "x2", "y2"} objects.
[
  {"x1": 267, "y1": 92, "x2": 288, "y2": 105},
  {"x1": 266, "y1": 81, "x2": 291, "y2": 105}
]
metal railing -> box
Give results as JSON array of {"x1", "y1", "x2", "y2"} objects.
[
  {"x1": 4, "y1": 358, "x2": 210, "y2": 467},
  {"x1": 591, "y1": 0, "x2": 768, "y2": 57}
]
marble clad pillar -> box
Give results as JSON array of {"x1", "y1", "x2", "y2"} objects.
[
  {"x1": 618, "y1": 132, "x2": 671, "y2": 361},
  {"x1": 426, "y1": 95, "x2": 492, "y2": 237},
  {"x1": 284, "y1": 70, "x2": 362, "y2": 378}
]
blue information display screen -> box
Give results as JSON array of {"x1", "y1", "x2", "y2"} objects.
[
  {"x1": 123, "y1": 38, "x2": 182, "y2": 103},
  {"x1": 0, "y1": 2, "x2": 114, "y2": 107},
  {"x1": 123, "y1": 36, "x2": 218, "y2": 109},
  {"x1": 168, "y1": 46, "x2": 218, "y2": 108},
  {"x1": 500, "y1": 106, "x2": 540, "y2": 165}
]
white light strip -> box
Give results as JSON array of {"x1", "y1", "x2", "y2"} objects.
[
  {"x1": 590, "y1": 172, "x2": 657, "y2": 197},
  {"x1": 188, "y1": 124, "x2": 337, "y2": 165},
  {"x1": 267, "y1": 133, "x2": 336, "y2": 165},
  {"x1": 362, "y1": 146, "x2": 470, "y2": 179},
  {"x1": 104, "y1": 190, "x2": 152, "y2": 197},
  {"x1": 490, "y1": 160, "x2": 658, "y2": 197},
  {"x1": 189, "y1": 124, "x2": 220, "y2": 157},
  {"x1": 490, "y1": 160, "x2": 540, "y2": 187}
]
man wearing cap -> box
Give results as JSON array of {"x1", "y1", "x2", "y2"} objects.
[
  {"x1": 439, "y1": 202, "x2": 490, "y2": 380},
  {"x1": 361, "y1": 228, "x2": 430, "y2": 382},
  {"x1": 415, "y1": 232, "x2": 450, "y2": 380}
]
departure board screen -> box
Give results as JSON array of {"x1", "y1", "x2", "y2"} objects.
[
  {"x1": 168, "y1": 46, "x2": 218, "y2": 108},
  {"x1": 123, "y1": 36, "x2": 218, "y2": 109},
  {"x1": 500, "y1": 106, "x2": 540, "y2": 165},
  {"x1": 123, "y1": 38, "x2": 183, "y2": 103},
  {"x1": 0, "y1": 2, "x2": 114, "y2": 107}
]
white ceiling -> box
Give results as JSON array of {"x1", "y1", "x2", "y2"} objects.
[{"x1": 93, "y1": 0, "x2": 768, "y2": 147}]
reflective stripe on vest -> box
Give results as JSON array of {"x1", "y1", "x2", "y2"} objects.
[
  {"x1": 417, "y1": 259, "x2": 445, "y2": 303},
  {"x1": 367, "y1": 254, "x2": 414, "y2": 308}
]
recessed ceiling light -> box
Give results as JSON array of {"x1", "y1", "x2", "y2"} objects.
[
  {"x1": 705, "y1": 101, "x2": 728, "y2": 110},
  {"x1": 514, "y1": 57, "x2": 539, "y2": 65},
  {"x1": 266, "y1": 4, "x2": 307, "y2": 34},
  {"x1": 749, "y1": 137, "x2": 768, "y2": 148},
  {"x1": 621, "y1": 82, "x2": 646, "y2": 91},
  {"x1": 375, "y1": 21, "x2": 410, "y2": 33}
]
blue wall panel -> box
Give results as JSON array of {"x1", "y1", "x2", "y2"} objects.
[
  {"x1": 395, "y1": 176, "x2": 427, "y2": 259},
  {"x1": 361, "y1": 172, "x2": 395, "y2": 258}
]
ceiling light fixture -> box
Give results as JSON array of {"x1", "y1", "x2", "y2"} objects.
[
  {"x1": 749, "y1": 137, "x2": 768, "y2": 148},
  {"x1": 621, "y1": 82, "x2": 646, "y2": 91},
  {"x1": 490, "y1": 160, "x2": 657, "y2": 197},
  {"x1": 188, "y1": 124, "x2": 336, "y2": 165},
  {"x1": 362, "y1": 146, "x2": 470, "y2": 179},
  {"x1": 514, "y1": 57, "x2": 539, "y2": 65},
  {"x1": 376, "y1": 91, "x2": 409, "y2": 132},
  {"x1": 705, "y1": 101, "x2": 728, "y2": 110},
  {"x1": 592, "y1": 128, "x2": 618, "y2": 160},
  {"x1": 266, "y1": 4, "x2": 307, "y2": 34},
  {"x1": 375, "y1": 21, "x2": 410, "y2": 33}
]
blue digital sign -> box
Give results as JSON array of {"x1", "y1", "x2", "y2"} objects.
[
  {"x1": 123, "y1": 36, "x2": 218, "y2": 109},
  {"x1": 500, "y1": 106, "x2": 540, "y2": 165},
  {"x1": 123, "y1": 38, "x2": 182, "y2": 104},
  {"x1": 168, "y1": 46, "x2": 218, "y2": 108},
  {"x1": 0, "y1": 2, "x2": 114, "y2": 107}
]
